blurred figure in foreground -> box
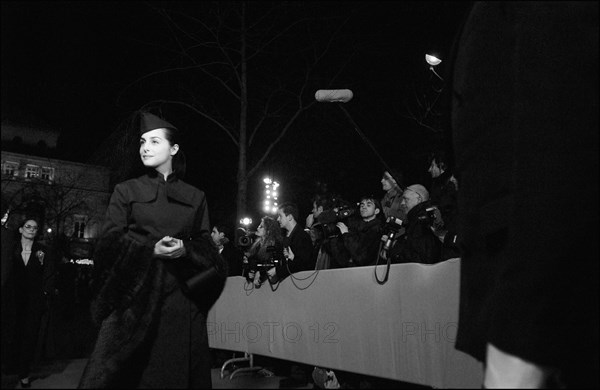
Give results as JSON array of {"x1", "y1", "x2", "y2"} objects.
[{"x1": 452, "y1": 2, "x2": 598, "y2": 387}]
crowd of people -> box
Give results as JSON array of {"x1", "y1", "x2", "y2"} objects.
[
  {"x1": 230, "y1": 152, "x2": 458, "y2": 291},
  {"x1": 205, "y1": 157, "x2": 460, "y2": 389}
]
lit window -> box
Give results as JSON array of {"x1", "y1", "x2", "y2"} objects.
[
  {"x1": 41, "y1": 166, "x2": 55, "y2": 181},
  {"x1": 73, "y1": 215, "x2": 87, "y2": 238},
  {"x1": 25, "y1": 164, "x2": 41, "y2": 179},
  {"x1": 2, "y1": 161, "x2": 19, "y2": 176}
]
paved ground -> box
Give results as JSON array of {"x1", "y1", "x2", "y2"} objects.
[
  {"x1": 2, "y1": 356, "x2": 429, "y2": 389},
  {"x1": 1, "y1": 359, "x2": 313, "y2": 389}
]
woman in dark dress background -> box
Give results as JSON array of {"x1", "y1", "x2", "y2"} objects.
[
  {"x1": 2, "y1": 217, "x2": 55, "y2": 388},
  {"x1": 78, "y1": 111, "x2": 226, "y2": 388}
]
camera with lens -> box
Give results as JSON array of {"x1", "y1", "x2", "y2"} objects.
[
  {"x1": 381, "y1": 216, "x2": 404, "y2": 252},
  {"x1": 235, "y1": 227, "x2": 256, "y2": 248},
  {"x1": 418, "y1": 206, "x2": 443, "y2": 229},
  {"x1": 311, "y1": 205, "x2": 356, "y2": 240},
  {"x1": 384, "y1": 216, "x2": 404, "y2": 234},
  {"x1": 254, "y1": 245, "x2": 284, "y2": 269}
]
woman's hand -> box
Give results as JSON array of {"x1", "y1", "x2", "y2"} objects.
[
  {"x1": 283, "y1": 246, "x2": 295, "y2": 261},
  {"x1": 253, "y1": 270, "x2": 262, "y2": 287},
  {"x1": 154, "y1": 236, "x2": 186, "y2": 259},
  {"x1": 336, "y1": 222, "x2": 349, "y2": 235}
]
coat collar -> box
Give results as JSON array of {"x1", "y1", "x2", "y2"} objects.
[{"x1": 134, "y1": 172, "x2": 196, "y2": 206}]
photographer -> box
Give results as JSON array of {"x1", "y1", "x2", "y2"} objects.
[
  {"x1": 329, "y1": 196, "x2": 385, "y2": 268},
  {"x1": 427, "y1": 150, "x2": 460, "y2": 260},
  {"x1": 305, "y1": 194, "x2": 337, "y2": 270},
  {"x1": 243, "y1": 216, "x2": 283, "y2": 288},
  {"x1": 386, "y1": 184, "x2": 442, "y2": 264},
  {"x1": 268, "y1": 202, "x2": 314, "y2": 282},
  {"x1": 211, "y1": 224, "x2": 244, "y2": 276}
]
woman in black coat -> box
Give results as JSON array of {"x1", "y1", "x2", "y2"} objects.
[
  {"x1": 2, "y1": 217, "x2": 55, "y2": 388},
  {"x1": 78, "y1": 111, "x2": 227, "y2": 389}
]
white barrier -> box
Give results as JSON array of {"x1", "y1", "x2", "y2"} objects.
[{"x1": 207, "y1": 259, "x2": 483, "y2": 388}]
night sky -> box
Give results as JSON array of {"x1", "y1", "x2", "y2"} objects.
[{"x1": 1, "y1": 1, "x2": 472, "y2": 224}]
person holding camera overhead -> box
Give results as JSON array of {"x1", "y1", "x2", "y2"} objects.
[
  {"x1": 244, "y1": 216, "x2": 283, "y2": 287},
  {"x1": 380, "y1": 168, "x2": 406, "y2": 222},
  {"x1": 386, "y1": 184, "x2": 442, "y2": 264},
  {"x1": 329, "y1": 195, "x2": 386, "y2": 268}
]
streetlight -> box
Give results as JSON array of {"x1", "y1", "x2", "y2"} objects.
[
  {"x1": 425, "y1": 53, "x2": 444, "y2": 82},
  {"x1": 425, "y1": 54, "x2": 442, "y2": 66}
]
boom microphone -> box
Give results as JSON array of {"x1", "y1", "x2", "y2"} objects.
[{"x1": 315, "y1": 89, "x2": 353, "y2": 103}]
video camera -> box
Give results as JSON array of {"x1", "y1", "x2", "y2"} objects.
[
  {"x1": 235, "y1": 227, "x2": 256, "y2": 248},
  {"x1": 243, "y1": 245, "x2": 284, "y2": 276},
  {"x1": 311, "y1": 205, "x2": 356, "y2": 240},
  {"x1": 255, "y1": 246, "x2": 284, "y2": 269}
]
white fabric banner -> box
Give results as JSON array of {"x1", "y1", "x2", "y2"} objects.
[{"x1": 207, "y1": 259, "x2": 483, "y2": 388}]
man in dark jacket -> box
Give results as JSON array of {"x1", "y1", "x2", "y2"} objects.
[
  {"x1": 211, "y1": 224, "x2": 244, "y2": 276},
  {"x1": 385, "y1": 184, "x2": 442, "y2": 265},
  {"x1": 269, "y1": 202, "x2": 314, "y2": 281},
  {"x1": 330, "y1": 196, "x2": 385, "y2": 268},
  {"x1": 427, "y1": 150, "x2": 460, "y2": 260}
]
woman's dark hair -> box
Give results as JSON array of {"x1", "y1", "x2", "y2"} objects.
[
  {"x1": 429, "y1": 149, "x2": 450, "y2": 173},
  {"x1": 246, "y1": 216, "x2": 283, "y2": 262},
  {"x1": 161, "y1": 127, "x2": 187, "y2": 179},
  {"x1": 259, "y1": 216, "x2": 283, "y2": 247},
  {"x1": 19, "y1": 216, "x2": 40, "y2": 228}
]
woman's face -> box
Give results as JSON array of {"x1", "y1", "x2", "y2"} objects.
[
  {"x1": 19, "y1": 219, "x2": 39, "y2": 239},
  {"x1": 139, "y1": 128, "x2": 179, "y2": 172},
  {"x1": 428, "y1": 160, "x2": 442, "y2": 178},
  {"x1": 256, "y1": 221, "x2": 266, "y2": 238},
  {"x1": 381, "y1": 171, "x2": 397, "y2": 192}
]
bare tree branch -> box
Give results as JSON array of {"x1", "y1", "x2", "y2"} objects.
[
  {"x1": 141, "y1": 99, "x2": 239, "y2": 146},
  {"x1": 247, "y1": 100, "x2": 317, "y2": 179}
]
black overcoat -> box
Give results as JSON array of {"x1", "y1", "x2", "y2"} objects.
[
  {"x1": 78, "y1": 172, "x2": 226, "y2": 389},
  {"x1": 1, "y1": 238, "x2": 55, "y2": 376}
]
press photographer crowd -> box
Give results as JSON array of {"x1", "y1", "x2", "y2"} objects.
[
  {"x1": 224, "y1": 150, "x2": 458, "y2": 290},
  {"x1": 205, "y1": 153, "x2": 459, "y2": 389}
]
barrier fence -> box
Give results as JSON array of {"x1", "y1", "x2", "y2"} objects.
[{"x1": 207, "y1": 259, "x2": 483, "y2": 388}]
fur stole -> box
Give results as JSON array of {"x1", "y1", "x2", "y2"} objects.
[
  {"x1": 78, "y1": 232, "x2": 227, "y2": 388},
  {"x1": 78, "y1": 232, "x2": 166, "y2": 388}
]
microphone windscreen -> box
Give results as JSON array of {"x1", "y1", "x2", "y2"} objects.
[{"x1": 315, "y1": 89, "x2": 353, "y2": 103}]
